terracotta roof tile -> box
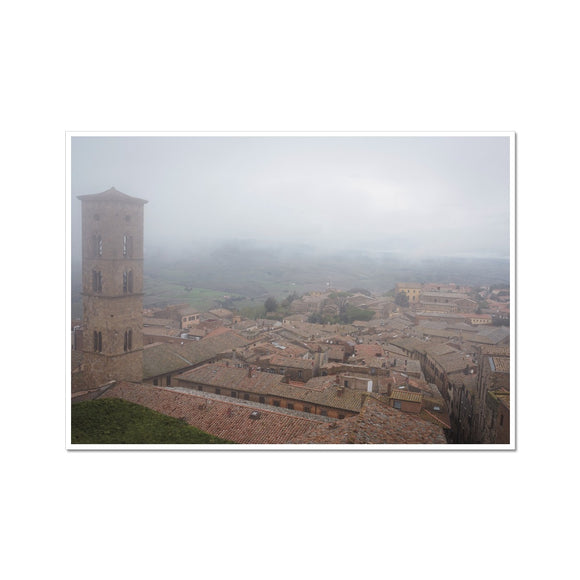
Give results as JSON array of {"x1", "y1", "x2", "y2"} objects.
[
  {"x1": 175, "y1": 363, "x2": 366, "y2": 413},
  {"x1": 100, "y1": 383, "x2": 326, "y2": 444},
  {"x1": 389, "y1": 390, "x2": 422, "y2": 403},
  {"x1": 99, "y1": 383, "x2": 447, "y2": 445},
  {"x1": 291, "y1": 396, "x2": 447, "y2": 444}
]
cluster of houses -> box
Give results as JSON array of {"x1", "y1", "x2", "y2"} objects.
[
  {"x1": 72, "y1": 279, "x2": 510, "y2": 445},
  {"x1": 396, "y1": 282, "x2": 510, "y2": 324}
]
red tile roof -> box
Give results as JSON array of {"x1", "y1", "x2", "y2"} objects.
[
  {"x1": 176, "y1": 364, "x2": 366, "y2": 413},
  {"x1": 100, "y1": 382, "x2": 326, "y2": 444},
  {"x1": 290, "y1": 395, "x2": 447, "y2": 444},
  {"x1": 99, "y1": 383, "x2": 447, "y2": 445},
  {"x1": 389, "y1": 390, "x2": 422, "y2": 403}
]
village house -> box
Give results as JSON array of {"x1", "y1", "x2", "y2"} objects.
[
  {"x1": 465, "y1": 314, "x2": 493, "y2": 325},
  {"x1": 289, "y1": 292, "x2": 329, "y2": 315},
  {"x1": 142, "y1": 342, "x2": 196, "y2": 387},
  {"x1": 388, "y1": 389, "x2": 422, "y2": 413},
  {"x1": 290, "y1": 395, "x2": 447, "y2": 444},
  {"x1": 253, "y1": 352, "x2": 319, "y2": 382},
  {"x1": 208, "y1": 308, "x2": 235, "y2": 321},
  {"x1": 422, "y1": 283, "x2": 463, "y2": 293},
  {"x1": 362, "y1": 297, "x2": 396, "y2": 319},
  {"x1": 419, "y1": 292, "x2": 477, "y2": 314},
  {"x1": 475, "y1": 345, "x2": 510, "y2": 444},
  {"x1": 141, "y1": 330, "x2": 251, "y2": 387},
  {"x1": 151, "y1": 304, "x2": 202, "y2": 329},
  {"x1": 395, "y1": 282, "x2": 423, "y2": 303},
  {"x1": 481, "y1": 388, "x2": 510, "y2": 444},
  {"x1": 321, "y1": 344, "x2": 347, "y2": 363},
  {"x1": 143, "y1": 318, "x2": 186, "y2": 346},
  {"x1": 390, "y1": 357, "x2": 423, "y2": 378},
  {"x1": 173, "y1": 363, "x2": 366, "y2": 420},
  {"x1": 339, "y1": 374, "x2": 375, "y2": 393},
  {"x1": 447, "y1": 372, "x2": 480, "y2": 443}
]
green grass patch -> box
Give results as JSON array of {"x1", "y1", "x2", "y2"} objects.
[
  {"x1": 144, "y1": 276, "x2": 238, "y2": 310},
  {"x1": 71, "y1": 398, "x2": 233, "y2": 445}
]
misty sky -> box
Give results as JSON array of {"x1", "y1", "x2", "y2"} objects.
[{"x1": 70, "y1": 134, "x2": 511, "y2": 259}]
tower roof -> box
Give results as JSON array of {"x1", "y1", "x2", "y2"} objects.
[{"x1": 77, "y1": 187, "x2": 148, "y2": 204}]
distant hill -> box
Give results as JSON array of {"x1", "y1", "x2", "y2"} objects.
[{"x1": 143, "y1": 241, "x2": 510, "y2": 299}]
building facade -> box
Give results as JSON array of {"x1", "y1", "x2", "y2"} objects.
[{"x1": 395, "y1": 282, "x2": 422, "y2": 303}]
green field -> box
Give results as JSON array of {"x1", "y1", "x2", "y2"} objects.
[
  {"x1": 143, "y1": 274, "x2": 242, "y2": 310},
  {"x1": 71, "y1": 398, "x2": 233, "y2": 444}
]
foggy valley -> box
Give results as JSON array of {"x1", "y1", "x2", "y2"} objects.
[{"x1": 71, "y1": 239, "x2": 510, "y2": 319}]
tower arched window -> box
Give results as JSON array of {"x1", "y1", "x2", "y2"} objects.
[
  {"x1": 124, "y1": 329, "x2": 133, "y2": 351},
  {"x1": 93, "y1": 330, "x2": 102, "y2": 352},
  {"x1": 123, "y1": 234, "x2": 133, "y2": 258},
  {"x1": 92, "y1": 270, "x2": 102, "y2": 293},
  {"x1": 123, "y1": 270, "x2": 134, "y2": 294},
  {"x1": 93, "y1": 235, "x2": 103, "y2": 257}
]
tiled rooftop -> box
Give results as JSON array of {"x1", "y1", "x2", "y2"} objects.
[
  {"x1": 355, "y1": 344, "x2": 384, "y2": 358},
  {"x1": 143, "y1": 342, "x2": 196, "y2": 378},
  {"x1": 491, "y1": 356, "x2": 510, "y2": 373},
  {"x1": 100, "y1": 382, "x2": 327, "y2": 444},
  {"x1": 480, "y1": 345, "x2": 510, "y2": 357},
  {"x1": 175, "y1": 363, "x2": 367, "y2": 413},
  {"x1": 266, "y1": 354, "x2": 316, "y2": 370},
  {"x1": 142, "y1": 331, "x2": 251, "y2": 379},
  {"x1": 389, "y1": 390, "x2": 422, "y2": 403},
  {"x1": 290, "y1": 395, "x2": 447, "y2": 444},
  {"x1": 435, "y1": 352, "x2": 477, "y2": 374},
  {"x1": 421, "y1": 291, "x2": 470, "y2": 300}
]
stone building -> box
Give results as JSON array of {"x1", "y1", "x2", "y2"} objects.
[
  {"x1": 475, "y1": 346, "x2": 510, "y2": 443},
  {"x1": 395, "y1": 282, "x2": 422, "y2": 303},
  {"x1": 152, "y1": 304, "x2": 201, "y2": 329},
  {"x1": 77, "y1": 187, "x2": 147, "y2": 388},
  {"x1": 174, "y1": 363, "x2": 365, "y2": 420}
]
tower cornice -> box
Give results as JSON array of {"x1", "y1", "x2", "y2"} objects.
[{"x1": 77, "y1": 187, "x2": 148, "y2": 205}]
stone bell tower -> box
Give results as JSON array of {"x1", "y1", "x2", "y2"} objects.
[{"x1": 77, "y1": 187, "x2": 147, "y2": 388}]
